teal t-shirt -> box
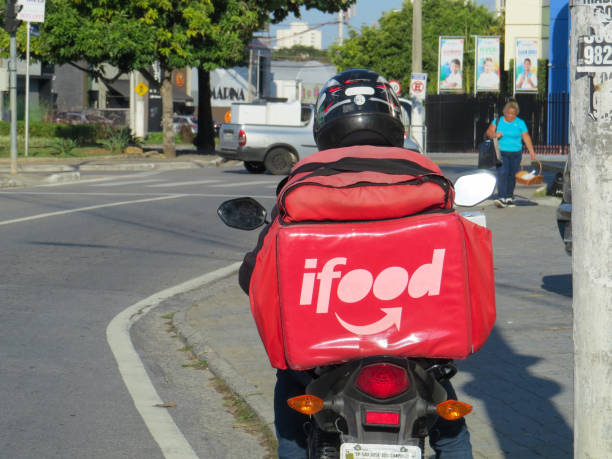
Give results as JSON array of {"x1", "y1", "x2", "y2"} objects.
[{"x1": 493, "y1": 116, "x2": 527, "y2": 152}]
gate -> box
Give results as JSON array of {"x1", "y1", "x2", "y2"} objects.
[{"x1": 425, "y1": 93, "x2": 569, "y2": 154}]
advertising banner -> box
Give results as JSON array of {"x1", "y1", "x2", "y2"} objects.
[
  {"x1": 438, "y1": 37, "x2": 464, "y2": 93},
  {"x1": 475, "y1": 36, "x2": 501, "y2": 93},
  {"x1": 515, "y1": 38, "x2": 539, "y2": 93}
]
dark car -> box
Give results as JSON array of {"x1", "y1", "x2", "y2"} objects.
[{"x1": 556, "y1": 154, "x2": 572, "y2": 255}]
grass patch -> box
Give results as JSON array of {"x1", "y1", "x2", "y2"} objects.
[
  {"x1": 143, "y1": 131, "x2": 193, "y2": 145},
  {"x1": 182, "y1": 359, "x2": 208, "y2": 369},
  {"x1": 211, "y1": 376, "x2": 277, "y2": 458}
]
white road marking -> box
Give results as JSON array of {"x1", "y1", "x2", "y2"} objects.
[
  {"x1": 0, "y1": 191, "x2": 276, "y2": 200},
  {"x1": 147, "y1": 179, "x2": 222, "y2": 188},
  {"x1": 90, "y1": 179, "x2": 166, "y2": 187},
  {"x1": 209, "y1": 180, "x2": 278, "y2": 188},
  {"x1": 0, "y1": 195, "x2": 186, "y2": 226},
  {"x1": 106, "y1": 262, "x2": 241, "y2": 459}
]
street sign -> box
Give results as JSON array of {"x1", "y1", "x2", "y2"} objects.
[
  {"x1": 409, "y1": 73, "x2": 427, "y2": 100},
  {"x1": 135, "y1": 82, "x2": 149, "y2": 96},
  {"x1": 389, "y1": 80, "x2": 402, "y2": 95},
  {"x1": 17, "y1": 0, "x2": 45, "y2": 23}
]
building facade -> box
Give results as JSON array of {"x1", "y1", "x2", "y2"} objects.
[
  {"x1": 504, "y1": 0, "x2": 550, "y2": 68},
  {"x1": 274, "y1": 22, "x2": 322, "y2": 50}
]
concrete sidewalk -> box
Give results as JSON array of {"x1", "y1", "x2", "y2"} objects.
[
  {"x1": 0, "y1": 151, "x2": 566, "y2": 189},
  {"x1": 171, "y1": 196, "x2": 572, "y2": 458}
]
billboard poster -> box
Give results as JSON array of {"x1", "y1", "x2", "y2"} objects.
[
  {"x1": 438, "y1": 37, "x2": 464, "y2": 93},
  {"x1": 475, "y1": 36, "x2": 501, "y2": 93},
  {"x1": 515, "y1": 38, "x2": 539, "y2": 93}
]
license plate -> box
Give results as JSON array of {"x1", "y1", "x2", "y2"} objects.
[{"x1": 340, "y1": 442, "x2": 421, "y2": 459}]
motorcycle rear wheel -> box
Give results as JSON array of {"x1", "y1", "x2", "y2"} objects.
[{"x1": 306, "y1": 425, "x2": 340, "y2": 459}]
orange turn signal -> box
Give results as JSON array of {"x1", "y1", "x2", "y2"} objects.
[
  {"x1": 287, "y1": 395, "x2": 324, "y2": 415},
  {"x1": 436, "y1": 400, "x2": 473, "y2": 420}
]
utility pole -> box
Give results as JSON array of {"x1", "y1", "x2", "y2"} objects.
[
  {"x1": 411, "y1": 0, "x2": 422, "y2": 73},
  {"x1": 5, "y1": 0, "x2": 22, "y2": 175},
  {"x1": 411, "y1": 0, "x2": 426, "y2": 152},
  {"x1": 338, "y1": 10, "x2": 344, "y2": 46},
  {"x1": 570, "y1": 0, "x2": 612, "y2": 456}
]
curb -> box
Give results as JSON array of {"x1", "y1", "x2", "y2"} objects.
[
  {"x1": 0, "y1": 155, "x2": 228, "y2": 189},
  {"x1": 171, "y1": 268, "x2": 276, "y2": 430}
]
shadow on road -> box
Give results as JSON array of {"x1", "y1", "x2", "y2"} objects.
[
  {"x1": 541, "y1": 274, "x2": 572, "y2": 298},
  {"x1": 460, "y1": 327, "x2": 573, "y2": 456}
]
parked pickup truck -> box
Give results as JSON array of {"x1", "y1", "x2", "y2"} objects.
[
  {"x1": 217, "y1": 104, "x2": 317, "y2": 175},
  {"x1": 218, "y1": 101, "x2": 422, "y2": 175}
]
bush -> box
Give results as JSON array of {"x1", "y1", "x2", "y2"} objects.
[
  {"x1": 98, "y1": 127, "x2": 137, "y2": 153},
  {"x1": 48, "y1": 138, "x2": 78, "y2": 156},
  {"x1": 0, "y1": 120, "x2": 110, "y2": 145}
]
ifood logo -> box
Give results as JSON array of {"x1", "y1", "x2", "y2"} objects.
[{"x1": 298, "y1": 249, "x2": 446, "y2": 335}]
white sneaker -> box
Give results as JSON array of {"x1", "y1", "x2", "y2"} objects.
[
  {"x1": 507, "y1": 198, "x2": 516, "y2": 207},
  {"x1": 494, "y1": 199, "x2": 507, "y2": 208}
]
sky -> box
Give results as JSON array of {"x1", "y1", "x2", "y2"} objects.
[{"x1": 269, "y1": 0, "x2": 496, "y2": 49}]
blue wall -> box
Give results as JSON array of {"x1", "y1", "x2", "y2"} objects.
[{"x1": 548, "y1": 0, "x2": 570, "y2": 144}]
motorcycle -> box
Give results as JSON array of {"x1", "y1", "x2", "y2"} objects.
[{"x1": 218, "y1": 170, "x2": 496, "y2": 459}]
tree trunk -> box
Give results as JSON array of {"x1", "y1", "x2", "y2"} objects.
[
  {"x1": 194, "y1": 68, "x2": 216, "y2": 154},
  {"x1": 161, "y1": 71, "x2": 176, "y2": 158}
]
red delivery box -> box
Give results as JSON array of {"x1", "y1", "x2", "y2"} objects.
[{"x1": 248, "y1": 211, "x2": 496, "y2": 370}]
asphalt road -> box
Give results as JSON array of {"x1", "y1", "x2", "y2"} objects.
[
  {"x1": 0, "y1": 161, "x2": 570, "y2": 458},
  {"x1": 0, "y1": 164, "x2": 283, "y2": 458}
]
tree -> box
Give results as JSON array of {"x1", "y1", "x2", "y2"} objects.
[
  {"x1": 329, "y1": 0, "x2": 501, "y2": 95},
  {"x1": 193, "y1": 0, "x2": 355, "y2": 153},
  {"x1": 4, "y1": 0, "x2": 355, "y2": 157}
]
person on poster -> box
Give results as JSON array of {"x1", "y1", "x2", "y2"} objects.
[
  {"x1": 440, "y1": 59, "x2": 462, "y2": 89},
  {"x1": 516, "y1": 58, "x2": 537, "y2": 90},
  {"x1": 477, "y1": 57, "x2": 500, "y2": 89}
]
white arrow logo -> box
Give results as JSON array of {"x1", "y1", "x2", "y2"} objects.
[{"x1": 335, "y1": 308, "x2": 402, "y2": 335}]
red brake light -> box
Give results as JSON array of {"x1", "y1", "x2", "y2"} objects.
[
  {"x1": 355, "y1": 363, "x2": 410, "y2": 399},
  {"x1": 238, "y1": 129, "x2": 246, "y2": 146},
  {"x1": 365, "y1": 411, "x2": 400, "y2": 426}
]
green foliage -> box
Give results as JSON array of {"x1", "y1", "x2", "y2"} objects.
[
  {"x1": 98, "y1": 127, "x2": 136, "y2": 153},
  {"x1": 537, "y1": 59, "x2": 548, "y2": 97},
  {"x1": 2, "y1": 0, "x2": 356, "y2": 156},
  {"x1": 329, "y1": 0, "x2": 502, "y2": 95},
  {"x1": 508, "y1": 58, "x2": 515, "y2": 92},
  {"x1": 0, "y1": 121, "x2": 106, "y2": 144},
  {"x1": 48, "y1": 138, "x2": 78, "y2": 156},
  {"x1": 273, "y1": 45, "x2": 331, "y2": 62}
]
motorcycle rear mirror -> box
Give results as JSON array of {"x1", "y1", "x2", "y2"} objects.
[
  {"x1": 217, "y1": 197, "x2": 268, "y2": 230},
  {"x1": 453, "y1": 171, "x2": 497, "y2": 207}
]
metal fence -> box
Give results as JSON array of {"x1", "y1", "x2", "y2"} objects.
[{"x1": 425, "y1": 92, "x2": 569, "y2": 154}]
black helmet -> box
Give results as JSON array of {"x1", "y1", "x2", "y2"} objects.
[{"x1": 313, "y1": 68, "x2": 405, "y2": 150}]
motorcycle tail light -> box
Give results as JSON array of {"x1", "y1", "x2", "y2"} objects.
[
  {"x1": 436, "y1": 400, "x2": 473, "y2": 420},
  {"x1": 238, "y1": 129, "x2": 246, "y2": 146},
  {"x1": 365, "y1": 411, "x2": 400, "y2": 426},
  {"x1": 287, "y1": 395, "x2": 324, "y2": 415},
  {"x1": 355, "y1": 363, "x2": 410, "y2": 399}
]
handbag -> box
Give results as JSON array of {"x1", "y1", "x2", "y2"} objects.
[
  {"x1": 477, "y1": 140, "x2": 497, "y2": 169},
  {"x1": 515, "y1": 159, "x2": 543, "y2": 185},
  {"x1": 478, "y1": 118, "x2": 502, "y2": 169}
]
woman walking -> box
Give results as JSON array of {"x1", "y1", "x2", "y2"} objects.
[{"x1": 486, "y1": 100, "x2": 537, "y2": 207}]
